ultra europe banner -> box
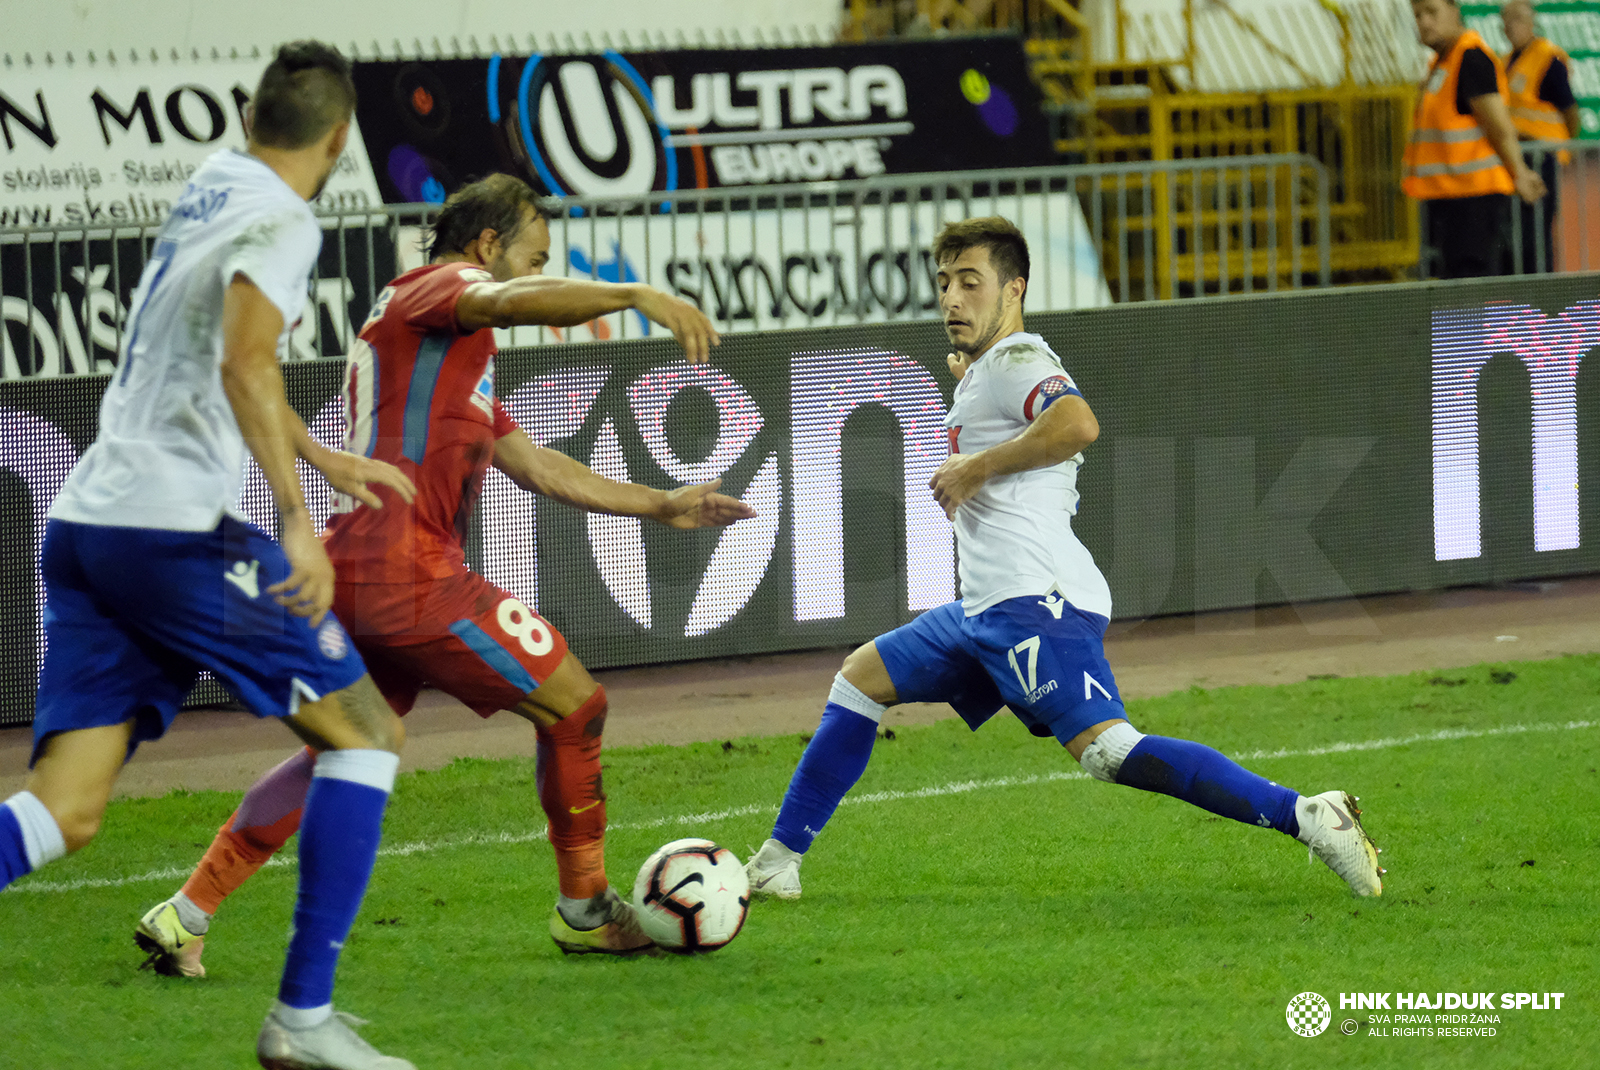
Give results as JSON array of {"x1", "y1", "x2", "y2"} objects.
[{"x1": 348, "y1": 38, "x2": 1054, "y2": 202}]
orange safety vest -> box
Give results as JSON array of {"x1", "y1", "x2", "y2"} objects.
[
  {"x1": 1505, "y1": 36, "x2": 1572, "y2": 161},
  {"x1": 1402, "y1": 31, "x2": 1516, "y2": 200}
]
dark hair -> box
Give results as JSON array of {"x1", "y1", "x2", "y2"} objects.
[
  {"x1": 427, "y1": 174, "x2": 557, "y2": 259},
  {"x1": 249, "y1": 41, "x2": 357, "y2": 149},
  {"x1": 933, "y1": 216, "x2": 1030, "y2": 302}
]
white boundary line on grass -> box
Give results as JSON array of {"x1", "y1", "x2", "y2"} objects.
[{"x1": 8, "y1": 718, "x2": 1594, "y2": 896}]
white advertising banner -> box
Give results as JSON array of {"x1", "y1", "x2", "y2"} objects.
[
  {"x1": 0, "y1": 57, "x2": 387, "y2": 379},
  {"x1": 0, "y1": 56, "x2": 382, "y2": 227}
]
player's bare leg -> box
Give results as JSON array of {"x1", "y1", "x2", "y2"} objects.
[
  {"x1": 511, "y1": 653, "x2": 653, "y2": 955},
  {"x1": 3, "y1": 722, "x2": 133, "y2": 895},
  {"x1": 23, "y1": 721, "x2": 137, "y2": 855},
  {"x1": 838, "y1": 642, "x2": 900, "y2": 707},
  {"x1": 284, "y1": 675, "x2": 404, "y2": 753},
  {"x1": 1071, "y1": 719, "x2": 1384, "y2": 896},
  {"x1": 24, "y1": 723, "x2": 211, "y2": 979},
  {"x1": 747, "y1": 641, "x2": 901, "y2": 899}
]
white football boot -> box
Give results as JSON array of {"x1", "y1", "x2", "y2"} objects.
[
  {"x1": 745, "y1": 839, "x2": 803, "y2": 900},
  {"x1": 135, "y1": 898, "x2": 207, "y2": 978},
  {"x1": 1296, "y1": 790, "x2": 1384, "y2": 897},
  {"x1": 257, "y1": 1009, "x2": 416, "y2": 1070}
]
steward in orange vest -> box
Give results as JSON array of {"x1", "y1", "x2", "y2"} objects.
[
  {"x1": 1507, "y1": 37, "x2": 1576, "y2": 144},
  {"x1": 1502, "y1": 0, "x2": 1581, "y2": 272},
  {"x1": 1403, "y1": 28, "x2": 1514, "y2": 200},
  {"x1": 1405, "y1": 0, "x2": 1545, "y2": 278}
]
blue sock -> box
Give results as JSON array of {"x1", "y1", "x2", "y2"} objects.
[
  {"x1": 0, "y1": 792, "x2": 66, "y2": 890},
  {"x1": 0, "y1": 805, "x2": 30, "y2": 888},
  {"x1": 278, "y1": 751, "x2": 397, "y2": 1011},
  {"x1": 772, "y1": 703, "x2": 879, "y2": 854},
  {"x1": 1116, "y1": 736, "x2": 1300, "y2": 836}
]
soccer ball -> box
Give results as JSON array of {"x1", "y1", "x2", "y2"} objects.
[{"x1": 631, "y1": 838, "x2": 750, "y2": 953}]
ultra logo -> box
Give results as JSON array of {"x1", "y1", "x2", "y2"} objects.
[
  {"x1": 486, "y1": 52, "x2": 911, "y2": 196},
  {"x1": 489, "y1": 52, "x2": 674, "y2": 199}
]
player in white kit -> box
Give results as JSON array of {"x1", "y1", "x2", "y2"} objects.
[
  {"x1": 0, "y1": 44, "x2": 421, "y2": 1069},
  {"x1": 744, "y1": 217, "x2": 1385, "y2": 902}
]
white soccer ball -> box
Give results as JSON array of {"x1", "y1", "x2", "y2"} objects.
[{"x1": 631, "y1": 838, "x2": 750, "y2": 953}]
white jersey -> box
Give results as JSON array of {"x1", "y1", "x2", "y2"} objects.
[
  {"x1": 945, "y1": 331, "x2": 1112, "y2": 618},
  {"x1": 50, "y1": 150, "x2": 321, "y2": 531}
]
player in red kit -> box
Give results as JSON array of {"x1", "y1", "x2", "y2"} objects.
[{"x1": 135, "y1": 174, "x2": 754, "y2": 975}]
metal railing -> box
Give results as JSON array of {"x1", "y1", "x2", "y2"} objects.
[
  {"x1": 1, "y1": 157, "x2": 1333, "y2": 377},
  {"x1": 550, "y1": 155, "x2": 1334, "y2": 316},
  {"x1": 1418, "y1": 140, "x2": 1600, "y2": 281}
]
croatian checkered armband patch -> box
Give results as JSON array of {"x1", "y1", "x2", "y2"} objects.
[{"x1": 1022, "y1": 375, "x2": 1081, "y2": 420}]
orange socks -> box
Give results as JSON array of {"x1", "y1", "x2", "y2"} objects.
[
  {"x1": 180, "y1": 693, "x2": 613, "y2": 915},
  {"x1": 180, "y1": 747, "x2": 315, "y2": 915},
  {"x1": 536, "y1": 688, "x2": 609, "y2": 900}
]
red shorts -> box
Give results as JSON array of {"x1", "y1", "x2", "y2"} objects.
[{"x1": 332, "y1": 573, "x2": 569, "y2": 718}]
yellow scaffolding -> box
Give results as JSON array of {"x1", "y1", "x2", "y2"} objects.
[{"x1": 845, "y1": 0, "x2": 1422, "y2": 294}]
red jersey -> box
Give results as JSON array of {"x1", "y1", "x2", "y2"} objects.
[{"x1": 324, "y1": 262, "x2": 517, "y2": 583}]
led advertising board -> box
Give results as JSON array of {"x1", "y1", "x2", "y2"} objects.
[{"x1": 1, "y1": 273, "x2": 1598, "y2": 725}]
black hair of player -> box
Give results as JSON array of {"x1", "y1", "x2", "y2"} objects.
[
  {"x1": 933, "y1": 216, "x2": 1030, "y2": 307},
  {"x1": 427, "y1": 174, "x2": 559, "y2": 260},
  {"x1": 248, "y1": 41, "x2": 357, "y2": 150}
]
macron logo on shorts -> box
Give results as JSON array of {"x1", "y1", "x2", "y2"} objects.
[{"x1": 224, "y1": 559, "x2": 261, "y2": 600}]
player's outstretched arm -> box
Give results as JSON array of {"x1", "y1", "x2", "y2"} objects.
[
  {"x1": 219, "y1": 275, "x2": 334, "y2": 625},
  {"x1": 929, "y1": 394, "x2": 1099, "y2": 519},
  {"x1": 455, "y1": 278, "x2": 721, "y2": 363},
  {"x1": 291, "y1": 422, "x2": 417, "y2": 509},
  {"x1": 491, "y1": 428, "x2": 755, "y2": 528}
]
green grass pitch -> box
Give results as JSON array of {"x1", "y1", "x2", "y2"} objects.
[{"x1": 3, "y1": 654, "x2": 1596, "y2": 1069}]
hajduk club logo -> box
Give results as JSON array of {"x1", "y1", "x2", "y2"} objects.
[
  {"x1": 317, "y1": 617, "x2": 350, "y2": 661},
  {"x1": 1286, "y1": 991, "x2": 1333, "y2": 1037}
]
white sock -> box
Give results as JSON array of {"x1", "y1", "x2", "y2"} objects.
[
  {"x1": 1293, "y1": 795, "x2": 1317, "y2": 844},
  {"x1": 3, "y1": 792, "x2": 66, "y2": 870},
  {"x1": 312, "y1": 749, "x2": 400, "y2": 793},
  {"x1": 753, "y1": 838, "x2": 801, "y2": 866},
  {"x1": 272, "y1": 1001, "x2": 333, "y2": 1029},
  {"x1": 558, "y1": 892, "x2": 610, "y2": 929},
  {"x1": 171, "y1": 890, "x2": 211, "y2": 935},
  {"x1": 1078, "y1": 722, "x2": 1145, "y2": 783},
  {"x1": 828, "y1": 673, "x2": 887, "y2": 723}
]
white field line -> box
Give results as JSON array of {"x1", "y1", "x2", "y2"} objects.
[{"x1": 8, "y1": 718, "x2": 1594, "y2": 897}]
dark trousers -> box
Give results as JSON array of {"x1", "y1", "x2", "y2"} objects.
[
  {"x1": 1421, "y1": 193, "x2": 1510, "y2": 280},
  {"x1": 1509, "y1": 149, "x2": 1560, "y2": 274}
]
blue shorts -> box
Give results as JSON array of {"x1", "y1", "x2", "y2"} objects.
[
  {"x1": 875, "y1": 596, "x2": 1126, "y2": 746},
  {"x1": 31, "y1": 517, "x2": 367, "y2": 765}
]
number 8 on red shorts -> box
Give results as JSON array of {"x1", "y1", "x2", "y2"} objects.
[{"x1": 331, "y1": 574, "x2": 571, "y2": 718}]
